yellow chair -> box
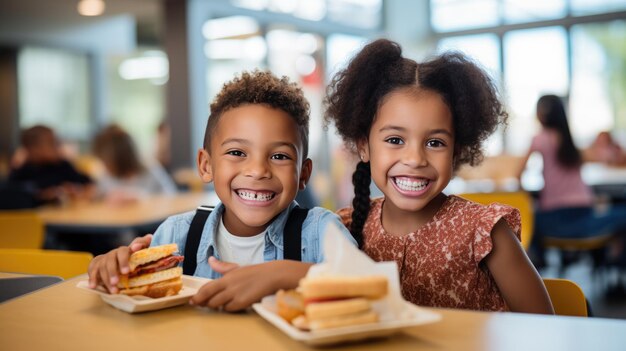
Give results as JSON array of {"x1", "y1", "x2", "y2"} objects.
[
  {"x1": 0, "y1": 211, "x2": 45, "y2": 249},
  {"x1": 0, "y1": 249, "x2": 93, "y2": 279},
  {"x1": 458, "y1": 191, "x2": 534, "y2": 250},
  {"x1": 543, "y1": 278, "x2": 588, "y2": 317}
]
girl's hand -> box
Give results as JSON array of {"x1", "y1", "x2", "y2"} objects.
[
  {"x1": 189, "y1": 259, "x2": 312, "y2": 312},
  {"x1": 87, "y1": 234, "x2": 153, "y2": 293}
]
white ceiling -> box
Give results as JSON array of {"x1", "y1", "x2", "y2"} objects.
[{"x1": 0, "y1": 0, "x2": 163, "y2": 46}]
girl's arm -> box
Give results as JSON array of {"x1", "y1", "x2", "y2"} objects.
[{"x1": 484, "y1": 220, "x2": 555, "y2": 314}]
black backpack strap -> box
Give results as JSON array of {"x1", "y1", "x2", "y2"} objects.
[
  {"x1": 183, "y1": 205, "x2": 213, "y2": 275},
  {"x1": 283, "y1": 206, "x2": 310, "y2": 261}
]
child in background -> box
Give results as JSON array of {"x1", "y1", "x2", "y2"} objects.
[
  {"x1": 326, "y1": 39, "x2": 554, "y2": 314},
  {"x1": 92, "y1": 124, "x2": 177, "y2": 205},
  {"x1": 89, "y1": 71, "x2": 357, "y2": 311},
  {"x1": 9, "y1": 125, "x2": 94, "y2": 205}
]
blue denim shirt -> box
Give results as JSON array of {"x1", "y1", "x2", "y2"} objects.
[{"x1": 151, "y1": 201, "x2": 357, "y2": 279}]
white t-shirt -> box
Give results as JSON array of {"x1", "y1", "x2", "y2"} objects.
[{"x1": 215, "y1": 216, "x2": 265, "y2": 266}]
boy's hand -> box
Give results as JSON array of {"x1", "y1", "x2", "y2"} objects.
[
  {"x1": 87, "y1": 234, "x2": 153, "y2": 293},
  {"x1": 189, "y1": 260, "x2": 312, "y2": 312},
  {"x1": 207, "y1": 256, "x2": 239, "y2": 274}
]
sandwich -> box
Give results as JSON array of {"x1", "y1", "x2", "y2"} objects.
[
  {"x1": 277, "y1": 275, "x2": 388, "y2": 331},
  {"x1": 117, "y1": 243, "x2": 185, "y2": 298}
]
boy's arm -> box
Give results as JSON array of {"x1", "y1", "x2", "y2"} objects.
[{"x1": 190, "y1": 259, "x2": 312, "y2": 312}]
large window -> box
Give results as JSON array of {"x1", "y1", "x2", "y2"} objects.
[
  {"x1": 18, "y1": 47, "x2": 90, "y2": 144},
  {"x1": 108, "y1": 49, "x2": 167, "y2": 155},
  {"x1": 231, "y1": 0, "x2": 382, "y2": 29},
  {"x1": 431, "y1": 0, "x2": 499, "y2": 32},
  {"x1": 503, "y1": 26, "x2": 569, "y2": 154},
  {"x1": 431, "y1": 0, "x2": 626, "y2": 156},
  {"x1": 570, "y1": 21, "x2": 626, "y2": 145}
]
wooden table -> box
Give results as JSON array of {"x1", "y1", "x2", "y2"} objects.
[
  {"x1": 1, "y1": 276, "x2": 625, "y2": 351},
  {"x1": 36, "y1": 192, "x2": 219, "y2": 233}
]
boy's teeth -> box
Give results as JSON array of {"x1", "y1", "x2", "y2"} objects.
[
  {"x1": 237, "y1": 190, "x2": 275, "y2": 201},
  {"x1": 394, "y1": 177, "x2": 428, "y2": 191}
]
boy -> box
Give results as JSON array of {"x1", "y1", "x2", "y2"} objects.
[
  {"x1": 9, "y1": 125, "x2": 94, "y2": 205},
  {"x1": 88, "y1": 71, "x2": 356, "y2": 311}
]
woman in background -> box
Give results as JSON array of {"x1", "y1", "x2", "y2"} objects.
[
  {"x1": 92, "y1": 125, "x2": 176, "y2": 205},
  {"x1": 518, "y1": 95, "x2": 626, "y2": 267}
]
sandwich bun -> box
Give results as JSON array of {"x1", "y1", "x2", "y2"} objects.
[
  {"x1": 116, "y1": 244, "x2": 184, "y2": 298},
  {"x1": 277, "y1": 275, "x2": 389, "y2": 331},
  {"x1": 305, "y1": 297, "x2": 370, "y2": 320},
  {"x1": 309, "y1": 310, "x2": 378, "y2": 331},
  {"x1": 299, "y1": 275, "x2": 388, "y2": 301},
  {"x1": 128, "y1": 243, "x2": 179, "y2": 271},
  {"x1": 118, "y1": 267, "x2": 183, "y2": 289},
  {"x1": 119, "y1": 277, "x2": 183, "y2": 298}
]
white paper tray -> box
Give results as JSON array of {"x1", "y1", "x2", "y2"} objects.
[
  {"x1": 76, "y1": 275, "x2": 211, "y2": 313},
  {"x1": 252, "y1": 295, "x2": 441, "y2": 346}
]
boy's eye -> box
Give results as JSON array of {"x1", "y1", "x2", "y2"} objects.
[
  {"x1": 226, "y1": 150, "x2": 245, "y2": 157},
  {"x1": 271, "y1": 153, "x2": 292, "y2": 161},
  {"x1": 426, "y1": 139, "x2": 446, "y2": 148},
  {"x1": 384, "y1": 137, "x2": 404, "y2": 145}
]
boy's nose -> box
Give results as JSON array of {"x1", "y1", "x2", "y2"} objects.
[{"x1": 244, "y1": 157, "x2": 271, "y2": 179}]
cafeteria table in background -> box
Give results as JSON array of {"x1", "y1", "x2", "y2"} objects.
[{"x1": 35, "y1": 192, "x2": 218, "y2": 254}]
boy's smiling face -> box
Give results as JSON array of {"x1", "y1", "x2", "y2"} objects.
[{"x1": 198, "y1": 104, "x2": 312, "y2": 236}]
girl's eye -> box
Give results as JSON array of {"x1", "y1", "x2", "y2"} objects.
[
  {"x1": 271, "y1": 153, "x2": 292, "y2": 160},
  {"x1": 427, "y1": 139, "x2": 445, "y2": 148},
  {"x1": 384, "y1": 137, "x2": 404, "y2": 145},
  {"x1": 226, "y1": 150, "x2": 245, "y2": 157}
]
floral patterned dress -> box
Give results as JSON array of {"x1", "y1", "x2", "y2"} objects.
[{"x1": 338, "y1": 195, "x2": 521, "y2": 311}]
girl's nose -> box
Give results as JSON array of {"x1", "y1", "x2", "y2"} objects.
[{"x1": 402, "y1": 147, "x2": 428, "y2": 168}]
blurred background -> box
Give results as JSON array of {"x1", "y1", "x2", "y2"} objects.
[
  {"x1": 1, "y1": 0, "x2": 624, "y2": 208},
  {"x1": 1, "y1": 0, "x2": 626, "y2": 316}
]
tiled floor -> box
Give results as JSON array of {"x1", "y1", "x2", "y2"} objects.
[{"x1": 540, "y1": 250, "x2": 626, "y2": 319}]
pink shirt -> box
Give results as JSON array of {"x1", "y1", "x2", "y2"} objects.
[
  {"x1": 530, "y1": 130, "x2": 593, "y2": 210},
  {"x1": 338, "y1": 196, "x2": 521, "y2": 311}
]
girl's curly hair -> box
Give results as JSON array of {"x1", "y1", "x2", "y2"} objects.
[
  {"x1": 324, "y1": 38, "x2": 508, "y2": 243},
  {"x1": 204, "y1": 70, "x2": 310, "y2": 158}
]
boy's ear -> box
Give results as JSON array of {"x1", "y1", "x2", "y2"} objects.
[
  {"x1": 298, "y1": 158, "x2": 313, "y2": 190},
  {"x1": 197, "y1": 149, "x2": 213, "y2": 183},
  {"x1": 356, "y1": 139, "x2": 370, "y2": 163}
]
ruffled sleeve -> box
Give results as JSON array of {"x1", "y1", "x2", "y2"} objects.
[{"x1": 472, "y1": 202, "x2": 522, "y2": 264}]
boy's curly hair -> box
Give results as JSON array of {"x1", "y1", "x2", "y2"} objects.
[
  {"x1": 324, "y1": 39, "x2": 508, "y2": 245},
  {"x1": 204, "y1": 70, "x2": 310, "y2": 158}
]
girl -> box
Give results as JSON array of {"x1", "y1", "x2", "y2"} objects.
[
  {"x1": 92, "y1": 125, "x2": 177, "y2": 204},
  {"x1": 518, "y1": 95, "x2": 626, "y2": 268},
  {"x1": 326, "y1": 39, "x2": 554, "y2": 314}
]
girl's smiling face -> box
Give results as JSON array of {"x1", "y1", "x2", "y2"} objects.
[
  {"x1": 360, "y1": 88, "x2": 454, "y2": 219},
  {"x1": 198, "y1": 104, "x2": 311, "y2": 236}
]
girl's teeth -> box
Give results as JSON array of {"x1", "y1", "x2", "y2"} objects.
[
  {"x1": 237, "y1": 190, "x2": 274, "y2": 201},
  {"x1": 394, "y1": 178, "x2": 428, "y2": 191}
]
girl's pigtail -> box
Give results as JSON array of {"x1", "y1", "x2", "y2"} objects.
[{"x1": 350, "y1": 161, "x2": 371, "y2": 248}]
